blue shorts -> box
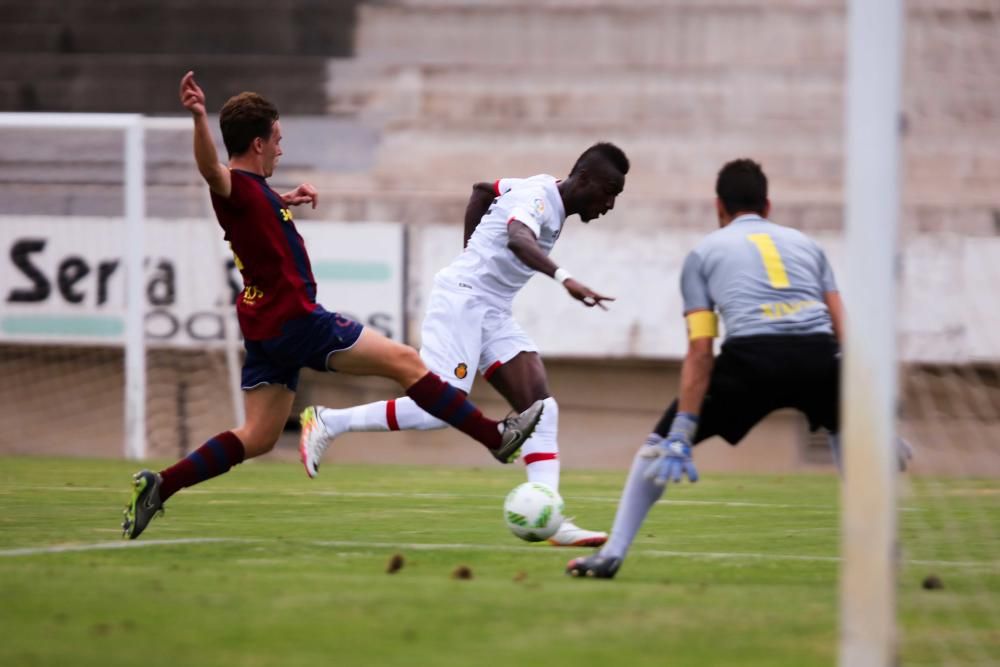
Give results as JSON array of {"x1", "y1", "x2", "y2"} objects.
[{"x1": 241, "y1": 306, "x2": 364, "y2": 392}]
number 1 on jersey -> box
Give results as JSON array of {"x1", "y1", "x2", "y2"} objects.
[{"x1": 747, "y1": 233, "x2": 790, "y2": 288}]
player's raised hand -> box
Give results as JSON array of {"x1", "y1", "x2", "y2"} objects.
[
  {"x1": 281, "y1": 183, "x2": 319, "y2": 209},
  {"x1": 180, "y1": 71, "x2": 206, "y2": 117},
  {"x1": 564, "y1": 278, "x2": 615, "y2": 311}
]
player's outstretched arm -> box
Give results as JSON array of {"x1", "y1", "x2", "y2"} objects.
[
  {"x1": 281, "y1": 183, "x2": 319, "y2": 208},
  {"x1": 463, "y1": 182, "x2": 496, "y2": 247},
  {"x1": 507, "y1": 220, "x2": 615, "y2": 310},
  {"x1": 179, "y1": 71, "x2": 231, "y2": 198},
  {"x1": 641, "y1": 333, "x2": 712, "y2": 485},
  {"x1": 676, "y1": 334, "x2": 714, "y2": 416}
]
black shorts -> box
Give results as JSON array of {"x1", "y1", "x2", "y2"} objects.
[
  {"x1": 241, "y1": 306, "x2": 364, "y2": 392},
  {"x1": 654, "y1": 334, "x2": 840, "y2": 445}
]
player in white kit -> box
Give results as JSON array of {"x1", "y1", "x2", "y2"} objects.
[{"x1": 300, "y1": 142, "x2": 630, "y2": 546}]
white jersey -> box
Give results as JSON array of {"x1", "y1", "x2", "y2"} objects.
[{"x1": 435, "y1": 174, "x2": 566, "y2": 307}]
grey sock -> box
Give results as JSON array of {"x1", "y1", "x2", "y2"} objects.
[{"x1": 600, "y1": 438, "x2": 667, "y2": 560}]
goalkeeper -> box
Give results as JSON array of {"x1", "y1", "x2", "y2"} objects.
[{"x1": 567, "y1": 158, "x2": 847, "y2": 579}]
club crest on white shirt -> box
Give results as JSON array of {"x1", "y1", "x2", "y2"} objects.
[{"x1": 533, "y1": 198, "x2": 545, "y2": 216}]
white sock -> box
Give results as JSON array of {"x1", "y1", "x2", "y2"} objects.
[
  {"x1": 320, "y1": 397, "x2": 448, "y2": 435},
  {"x1": 386, "y1": 397, "x2": 448, "y2": 431},
  {"x1": 522, "y1": 397, "x2": 560, "y2": 491},
  {"x1": 600, "y1": 434, "x2": 667, "y2": 559},
  {"x1": 317, "y1": 406, "x2": 356, "y2": 436}
]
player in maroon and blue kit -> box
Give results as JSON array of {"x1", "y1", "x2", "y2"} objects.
[{"x1": 122, "y1": 72, "x2": 544, "y2": 539}]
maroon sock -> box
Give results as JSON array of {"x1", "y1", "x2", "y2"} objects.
[
  {"x1": 159, "y1": 431, "x2": 246, "y2": 502},
  {"x1": 406, "y1": 372, "x2": 501, "y2": 449}
]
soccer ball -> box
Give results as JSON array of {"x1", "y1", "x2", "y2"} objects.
[{"x1": 503, "y1": 482, "x2": 564, "y2": 542}]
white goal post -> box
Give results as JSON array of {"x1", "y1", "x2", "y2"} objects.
[
  {"x1": 0, "y1": 112, "x2": 245, "y2": 461},
  {"x1": 839, "y1": 1, "x2": 904, "y2": 666}
]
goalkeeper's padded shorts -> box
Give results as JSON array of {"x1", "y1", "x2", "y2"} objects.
[{"x1": 653, "y1": 333, "x2": 840, "y2": 445}]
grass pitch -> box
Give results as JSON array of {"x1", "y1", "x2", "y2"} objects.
[{"x1": 0, "y1": 457, "x2": 996, "y2": 666}]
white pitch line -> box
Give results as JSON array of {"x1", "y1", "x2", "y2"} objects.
[
  {"x1": 0, "y1": 537, "x2": 241, "y2": 557},
  {"x1": 313, "y1": 541, "x2": 995, "y2": 569},
  {"x1": 2, "y1": 537, "x2": 994, "y2": 570},
  {"x1": 22, "y1": 485, "x2": 843, "y2": 511}
]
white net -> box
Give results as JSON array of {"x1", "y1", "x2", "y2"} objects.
[
  {"x1": 0, "y1": 122, "x2": 240, "y2": 460},
  {"x1": 896, "y1": 3, "x2": 1000, "y2": 665}
]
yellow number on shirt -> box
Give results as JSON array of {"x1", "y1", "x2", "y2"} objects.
[{"x1": 747, "y1": 233, "x2": 790, "y2": 288}]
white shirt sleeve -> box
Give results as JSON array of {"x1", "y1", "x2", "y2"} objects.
[{"x1": 494, "y1": 178, "x2": 521, "y2": 196}]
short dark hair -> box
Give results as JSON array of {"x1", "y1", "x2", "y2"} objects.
[
  {"x1": 570, "y1": 142, "x2": 630, "y2": 177},
  {"x1": 219, "y1": 92, "x2": 279, "y2": 157},
  {"x1": 716, "y1": 158, "x2": 768, "y2": 216}
]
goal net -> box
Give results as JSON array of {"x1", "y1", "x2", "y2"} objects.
[
  {"x1": 0, "y1": 115, "x2": 243, "y2": 461},
  {"x1": 843, "y1": 2, "x2": 1000, "y2": 665},
  {"x1": 894, "y1": 3, "x2": 1000, "y2": 661}
]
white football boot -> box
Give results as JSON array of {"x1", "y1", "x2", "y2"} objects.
[
  {"x1": 548, "y1": 519, "x2": 608, "y2": 547},
  {"x1": 299, "y1": 406, "x2": 333, "y2": 478}
]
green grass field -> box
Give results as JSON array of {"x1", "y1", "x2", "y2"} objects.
[{"x1": 1, "y1": 457, "x2": 996, "y2": 667}]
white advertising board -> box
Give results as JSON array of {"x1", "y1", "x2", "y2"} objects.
[
  {"x1": 0, "y1": 216, "x2": 405, "y2": 347},
  {"x1": 413, "y1": 224, "x2": 700, "y2": 359},
  {"x1": 413, "y1": 225, "x2": 1000, "y2": 363}
]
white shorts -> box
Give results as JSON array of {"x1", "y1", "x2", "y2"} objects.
[{"x1": 419, "y1": 284, "x2": 538, "y2": 393}]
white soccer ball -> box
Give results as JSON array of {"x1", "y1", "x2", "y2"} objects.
[{"x1": 503, "y1": 482, "x2": 564, "y2": 542}]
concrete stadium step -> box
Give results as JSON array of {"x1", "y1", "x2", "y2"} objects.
[
  {"x1": 352, "y1": 0, "x2": 992, "y2": 71},
  {"x1": 352, "y1": 0, "x2": 846, "y2": 67},
  {"x1": 0, "y1": 53, "x2": 328, "y2": 113},
  {"x1": 0, "y1": 0, "x2": 361, "y2": 56},
  {"x1": 368, "y1": 127, "x2": 841, "y2": 193},
  {"x1": 0, "y1": 114, "x2": 379, "y2": 218},
  {"x1": 326, "y1": 63, "x2": 842, "y2": 134},
  {"x1": 0, "y1": 22, "x2": 67, "y2": 53},
  {"x1": 326, "y1": 59, "x2": 1000, "y2": 146},
  {"x1": 363, "y1": 129, "x2": 998, "y2": 217},
  {"x1": 0, "y1": 116, "x2": 378, "y2": 172},
  {"x1": 326, "y1": 1, "x2": 999, "y2": 215},
  {"x1": 0, "y1": 0, "x2": 364, "y2": 113},
  {"x1": 1, "y1": 172, "x2": 994, "y2": 236}
]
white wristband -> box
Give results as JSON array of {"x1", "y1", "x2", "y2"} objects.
[{"x1": 553, "y1": 268, "x2": 573, "y2": 285}]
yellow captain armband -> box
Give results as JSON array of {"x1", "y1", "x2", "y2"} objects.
[{"x1": 685, "y1": 310, "x2": 718, "y2": 340}]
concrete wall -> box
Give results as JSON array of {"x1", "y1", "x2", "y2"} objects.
[
  {"x1": 322, "y1": 0, "x2": 999, "y2": 235},
  {"x1": 411, "y1": 224, "x2": 1000, "y2": 364}
]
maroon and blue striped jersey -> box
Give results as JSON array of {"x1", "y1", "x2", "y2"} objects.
[{"x1": 211, "y1": 169, "x2": 317, "y2": 340}]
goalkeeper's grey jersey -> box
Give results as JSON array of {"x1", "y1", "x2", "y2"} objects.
[{"x1": 680, "y1": 214, "x2": 838, "y2": 339}]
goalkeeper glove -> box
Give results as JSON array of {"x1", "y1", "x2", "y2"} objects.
[{"x1": 641, "y1": 412, "x2": 699, "y2": 486}]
